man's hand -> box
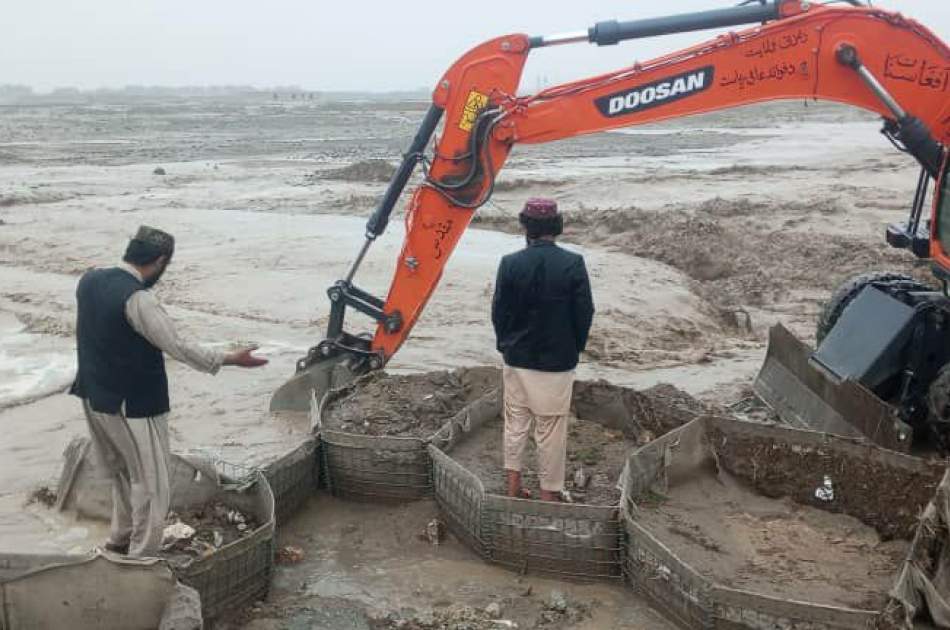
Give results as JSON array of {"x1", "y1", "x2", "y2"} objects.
[{"x1": 223, "y1": 346, "x2": 269, "y2": 368}]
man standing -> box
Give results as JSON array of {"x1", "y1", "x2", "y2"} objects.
[
  {"x1": 70, "y1": 226, "x2": 268, "y2": 558},
  {"x1": 491, "y1": 199, "x2": 595, "y2": 502}
]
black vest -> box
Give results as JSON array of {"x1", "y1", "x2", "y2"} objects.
[{"x1": 70, "y1": 267, "x2": 170, "y2": 418}]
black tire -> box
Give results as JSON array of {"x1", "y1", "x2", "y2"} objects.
[
  {"x1": 927, "y1": 364, "x2": 950, "y2": 424},
  {"x1": 816, "y1": 271, "x2": 931, "y2": 345},
  {"x1": 927, "y1": 364, "x2": 950, "y2": 454}
]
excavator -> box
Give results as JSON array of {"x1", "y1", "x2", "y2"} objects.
[{"x1": 271, "y1": 0, "x2": 950, "y2": 452}]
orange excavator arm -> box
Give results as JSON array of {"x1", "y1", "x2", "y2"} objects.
[{"x1": 274, "y1": 0, "x2": 949, "y2": 409}]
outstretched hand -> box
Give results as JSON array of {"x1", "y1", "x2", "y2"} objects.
[{"x1": 224, "y1": 346, "x2": 269, "y2": 368}]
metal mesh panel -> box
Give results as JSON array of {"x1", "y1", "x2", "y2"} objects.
[
  {"x1": 262, "y1": 438, "x2": 318, "y2": 524},
  {"x1": 320, "y1": 430, "x2": 430, "y2": 501},
  {"x1": 429, "y1": 444, "x2": 486, "y2": 557},
  {"x1": 482, "y1": 495, "x2": 622, "y2": 580},
  {"x1": 622, "y1": 515, "x2": 713, "y2": 629}
]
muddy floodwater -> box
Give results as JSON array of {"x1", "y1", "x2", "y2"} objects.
[{"x1": 0, "y1": 95, "x2": 928, "y2": 625}]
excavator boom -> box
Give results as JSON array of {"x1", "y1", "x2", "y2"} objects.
[{"x1": 271, "y1": 0, "x2": 949, "y2": 415}]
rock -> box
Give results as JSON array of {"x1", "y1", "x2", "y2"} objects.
[
  {"x1": 572, "y1": 466, "x2": 589, "y2": 490},
  {"x1": 539, "y1": 610, "x2": 558, "y2": 624},
  {"x1": 276, "y1": 545, "x2": 305, "y2": 564},
  {"x1": 153, "y1": 167, "x2": 166, "y2": 175},
  {"x1": 162, "y1": 521, "x2": 196, "y2": 546},
  {"x1": 548, "y1": 590, "x2": 568, "y2": 613},
  {"x1": 484, "y1": 602, "x2": 502, "y2": 618},
  {"x1": 424, "y1": 518, "x2": 445, "y2": 545}
]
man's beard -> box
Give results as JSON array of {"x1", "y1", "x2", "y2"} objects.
[{"x1": 143, "y1": 260, "x2": 169, "y2": 288}]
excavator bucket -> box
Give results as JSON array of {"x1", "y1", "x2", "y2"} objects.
[
  {"x1": 269, "y1": 354, "x2": 364, "y2": 413},
  {"x1": 753, "y1": 323, "x2": 913, "y2": 453}
]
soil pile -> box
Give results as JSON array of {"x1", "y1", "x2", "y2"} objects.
[
  {"x1": 572, "y1": 381, "x2": 712, "y2": 443},
  {"x1": 635, "y1": 469, "x2": 907, "y2": 610},
  {"x1": 313, "y1": 159, "x2": 396, "y2": 183},
  {"x1": 322, "y1": 367, "x2": 500, "y2": 437}
]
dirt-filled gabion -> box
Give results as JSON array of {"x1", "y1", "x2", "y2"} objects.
[
  {"x1": 316, "y1": 367, "x2": 499, "y2": 501},
  {"x1": 51, "y1": 440, "x2": 277, "y2": 623},
  {"x1": 162, "y1": 463, "x2": 276, "y2": 621},
  {"x1": 262, "y1": 438, "x2": 319, "y2": 524},
  {"x1": 621, "y1": 416, "x2": 946, "y2": 630},
  {"x1": 430, "y1": 378, "x2": 706, "y2": 580}
]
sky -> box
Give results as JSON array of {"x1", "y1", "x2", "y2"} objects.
[{"x1": 2, "y1": 1, "x2": 948, "y2": 92}]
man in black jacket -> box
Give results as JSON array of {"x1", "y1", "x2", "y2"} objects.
[{"x1": 491, "y1": 198, "x2": 594, "y2": 502}]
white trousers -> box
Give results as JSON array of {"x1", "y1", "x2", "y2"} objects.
[{"x1": 83, "y1": 400, "x2": 170, "y2": 558}]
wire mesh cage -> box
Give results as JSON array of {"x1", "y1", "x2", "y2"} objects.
[
  {"x1": 619, "y1": 416, "x2": 945, "y2": 630},
  {"x1": 262, "y1": 438, "x2": 319, "y2": 524},
  {"x1": 430, "y1": 388, "x2": 625, "y2": 580},
  {"x1": 320, "y1": 431, "x2": 431, "y2": 501},
  {"x1": 169, "y1": 469, "x2": 276, "y2": 620},
  {"x1": 482, "y1": 495, "x2": 623, "y2": 580},
  {"x1": 429, "y1": 444, "x2": 487, "y2": 557}
]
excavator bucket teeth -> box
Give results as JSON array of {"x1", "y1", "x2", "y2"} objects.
[
  {"x1": 269, "y1": 354, "x2": 364, "y2": 413},
  {"x1": 753, "y1": 323, "x2": 913, "y2": 452}
]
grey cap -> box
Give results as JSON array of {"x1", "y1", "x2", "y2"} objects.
[{"x1": 134, "y1": 225, "x2": 174, "y2": 255}]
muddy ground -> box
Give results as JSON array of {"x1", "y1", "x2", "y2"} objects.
[
  {"x1": 215, "y1": 495, "x2": 676, "y2": 630},
  {"x1": 635, "y1": 469, "x2": 908, "y2": 611}
]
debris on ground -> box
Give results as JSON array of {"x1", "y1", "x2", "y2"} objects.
[
  {"x1": 161, "y1": 501, "x2": 258, "y2": 558},
  {"x1": 726, "y1": 389, "x2": 781, "y2": 424},
  {"x1": 153, "y1": 166, "x2": 167, "y2": 175},
  {"x1": 275, "y1": 545, "x2": 305, "y2": 565},
  {"x1": 369, "y1": 605, "x2": 519, "y2": 629},
  {"x1": 420, "y1": 518, "x2": 445, "y2": 545},
  {"x1": 25, "y1": 485, "x2": 57, "y2": 507},
  {"x1": 538, "y1": 590, "x2": 591, "y2": 626}
]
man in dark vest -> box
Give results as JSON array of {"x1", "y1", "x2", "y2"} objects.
[
  {"x1": 491, "y1": 198, "x2": 595, "y2": 502},
  {"x1": 70, "y1": 225, "x2": 268, "y2": 557}
]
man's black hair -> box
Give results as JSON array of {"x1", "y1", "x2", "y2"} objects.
[
  {"x1": 123, "y1": 239, "x2": 169, "y2": 266},
  {"x1": 519, "y1": 214, "x2": 563, "y2": 240}
]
